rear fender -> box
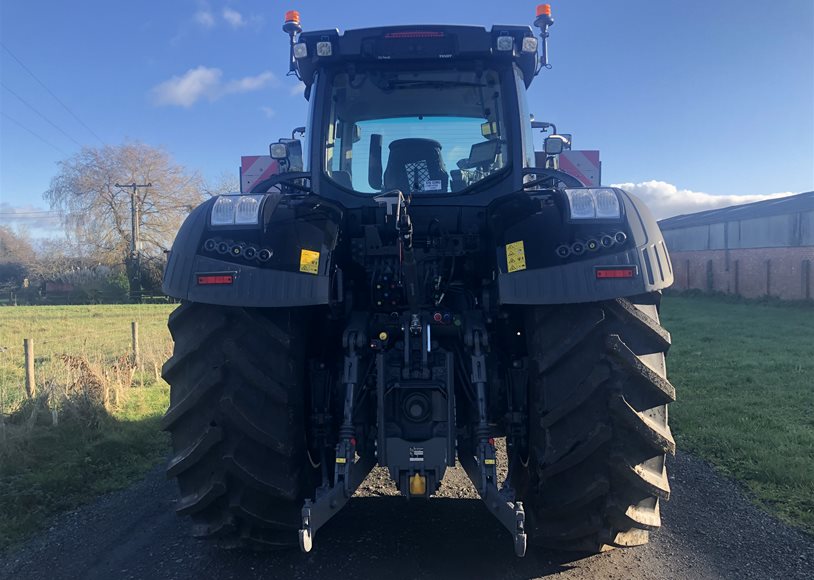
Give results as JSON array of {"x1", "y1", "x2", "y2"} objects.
[
  {"x1": 494, "y1": 188, "x2": 673, "y2": 305},
  {"x1": 163, "y1": 195, "x2": 341, "y2": 307}
]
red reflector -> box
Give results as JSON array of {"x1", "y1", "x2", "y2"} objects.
[
  {"x1": 197, "y1": 274, "x2": 234, "y2": 285},
  {"x1": 384, "y1": 31, "x2": 445, "y2": 39},
  {"x1": 595, "y1": 267, "x2": 637, "y2": 279}
]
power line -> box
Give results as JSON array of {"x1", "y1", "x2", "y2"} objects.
[
  {"x1": 2, "y1": 82, "x2": 83, "y2": 147},
  {"x1": 0, "y1": 41, "x2": 105, "y2": 145},
  {"x1": 0, "y1": 211, "x2": 63, "y2": 216},
  {"x1": 0, "y1": 111, "x2": 66, "y2": 153}
]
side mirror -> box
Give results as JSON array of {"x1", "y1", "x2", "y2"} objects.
[
  {"x1": 282, "y1": 139, "x2": 303, "y2": 172},
  {"x1": 544, "y1": 135, "x2": 569, "y2": 155},
  {"x1": 368, "y1": 134, "x2": 383, "y2": 190}
]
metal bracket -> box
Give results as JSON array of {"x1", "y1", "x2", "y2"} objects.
[
  {"x1": 459, "y1": 322, "x2": 528, "y2": 556},
  {"x1": 299, "y1": 452, "x2": 375, "y2": 552},
  {"x1": 459, "y1": 442, "x2": 527, "y2": 557},
  {"x1": 299, "y1": 322, "x2": 374, "y2": 553}
]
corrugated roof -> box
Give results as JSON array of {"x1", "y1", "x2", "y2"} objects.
[{"x1": 658, "y1": 191, "x2": 814, "y2": 230}]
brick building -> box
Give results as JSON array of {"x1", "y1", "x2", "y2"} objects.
[{"x1": 659, "y1": 191, "x2": 814, "y2": 300}]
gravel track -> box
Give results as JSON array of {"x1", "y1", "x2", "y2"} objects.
[{"x1": 1, "y1": 452, "x2": 812, "y2": 580}]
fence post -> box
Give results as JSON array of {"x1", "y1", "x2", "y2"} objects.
[
  {"x1": 24, "y1": 338, "x2": 36, "y2": 398},
  {"x1": 131, "y1": 321, "x2": 140, "y2": 367},
  {"x1": 803, "y1": 259, "x2": 811, "y2": 300}
]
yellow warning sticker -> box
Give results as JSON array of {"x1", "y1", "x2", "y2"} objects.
[
  {"x1": 484, "y1": 458, "x2": 496, "y2": 465},
  {"x1": 505, "y1": 241, "x2": 527, "y2": 273},
  {"x1": 335, "y1": 457, "x2": 347, "y2": 464},
  {"x1": 299, "y1": 249, "x2": 320, "y2": 274}
]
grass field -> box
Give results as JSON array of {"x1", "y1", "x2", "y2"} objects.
[
  {"x1": 0, "y1": 296, "x2": 812, "y2": 549},
  {"x1": 0, "y1": 304, "x2": 175, "y2": 549},
  {"x1": 661, "y1": 295, "x2": 814, "y2": 534}
]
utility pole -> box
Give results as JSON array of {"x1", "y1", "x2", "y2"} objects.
[{"x1": 115, "y1": 182, "x2": 152, "y2": 302}]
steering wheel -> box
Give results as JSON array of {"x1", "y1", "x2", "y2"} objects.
[
  {"x1": 521, "y1": 167, "x2": 585, "y2": 189},
  {"x1": 250, "y1": 172, "x2": 312, "y2": 194}
]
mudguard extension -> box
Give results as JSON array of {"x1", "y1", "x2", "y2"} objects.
[
  {"x1": 496, "y1": 189, "x2": 674, "y2": 305},
  {"x1": 162, "y1": 197, "x2": 335, "y2": 307}
]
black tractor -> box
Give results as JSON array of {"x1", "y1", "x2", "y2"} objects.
[{"x1": 161, "y1": 5, "x2": 675, "y2": 557}]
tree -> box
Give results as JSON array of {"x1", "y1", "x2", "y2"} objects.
[
  {"x1": 44, "y1": 142, "x2": 206, "y2": 265},
  {"x1": 0, "y1": 225, "x2": 36, "y2": 264},
  {"x1": 0, "y1": 226, "x2": 36, "y2": 292},
  {"x1": 203, "y1": 170, "x2": 241, "y2": 197}
]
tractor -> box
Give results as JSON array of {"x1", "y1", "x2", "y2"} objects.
[{"x1": 161, "y1": 5, "x2": 675, "y2": 557}]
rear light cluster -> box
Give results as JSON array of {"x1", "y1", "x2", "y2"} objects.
[
  {"x1": 203, "y1": 238, "x2": 272, "y2": 263},
  {"x1": 555, "y1": 231, "x2": 627, "y2": 259}
]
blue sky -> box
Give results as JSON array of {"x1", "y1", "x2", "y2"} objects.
[{"x1": 1, "y1": 0, "x2": 812, "y2": 235}]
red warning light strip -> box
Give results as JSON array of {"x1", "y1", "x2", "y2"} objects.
[
  {"x1": 384, "y1": 31, "x2": 445, "y2": 39},
  {"x1": 197, "y1": 274, "x2": 234, "y2": 285},
  {"x1": 595, "y1": 267, "x2": 637, "y2": 279}
]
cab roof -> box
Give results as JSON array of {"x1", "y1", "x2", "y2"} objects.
[{"x1": 295, "y1": 24, "x2": 539, "y2": 89}]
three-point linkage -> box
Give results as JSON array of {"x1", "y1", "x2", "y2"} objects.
[{"x1": 299, "y1": 325, "x2": 375, "y2": 552}]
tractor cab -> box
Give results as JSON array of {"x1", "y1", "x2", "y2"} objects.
[{"x1": 275, "y1": 12, "x2": 558, "y2": 205}]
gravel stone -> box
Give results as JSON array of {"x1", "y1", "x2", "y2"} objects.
[{"x1": 1, "y1": 452, "x2": 812, "y2": 579}]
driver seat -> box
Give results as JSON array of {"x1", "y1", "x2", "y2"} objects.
[{"x1": 383, "y1": 138, "x2": 448, "y2": 194}]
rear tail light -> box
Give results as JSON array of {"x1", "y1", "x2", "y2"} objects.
[
  {"x1": 595, "y1": 266, "x2": 637, "y2": 279},
  {"x1": 197, "y1": 274, "x2": 234, "y2": 285},
  {"x1": 384, "y1": 31, "x2": 445, "y2": 39}
]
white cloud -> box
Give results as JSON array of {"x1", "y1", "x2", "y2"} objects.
[
  {"x1": 260, "y1": 106, "x2": 276, "y2": 119},
  {"x1": 194, "y1": 10, "x2": 215, "y2": 29},
  {"x1": 610, "y1": 180, "x2": 795, "y2": 220},
  {"x1": 151, "y1": 67, "x2": 277, "y2": 107},
  {"x1": 222, "y1": 8, "x2": 245, "y2": 28},
  {"x1": 224, "y1": 71, "x2": 275, "y2": 94},
  {"x1": 151, "y1": 66, "x2": 222, "y2": 107},
  {"x1": 290, "y1": 84, "x2": 305, "y2": 96}
]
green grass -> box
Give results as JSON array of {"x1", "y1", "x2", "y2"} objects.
[
  {"x1": 0, "y1": 304, "x2": 176, "y2": 550},
  {"x1": 661, "y1": 295, "x2": 814, "y2": 534},
  {"x1": 0, "y1": 384, "x2": 169, "y2": 549},
  {"x1": 0, "y1": 304, "x2": 175, "y2": 411}
]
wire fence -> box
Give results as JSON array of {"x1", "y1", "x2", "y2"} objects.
[{"x1": 0, "y1": 304, "x2": 176, "y2": 429}]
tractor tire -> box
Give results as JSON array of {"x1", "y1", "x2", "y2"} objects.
[
  {"x1": 161, "y1": 301, "x2": 316, "y2": 548},
  {"x1": 522, "y1": 293, "x2": 675, "y2": 552}
]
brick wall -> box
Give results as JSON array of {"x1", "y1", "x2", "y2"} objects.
[{"x1": 670, "y1": 247, "x2": 814, "y2": 300}]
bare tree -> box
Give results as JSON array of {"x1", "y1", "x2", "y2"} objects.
[
  {"x1": 0, "y1": 226, "x2": 36, "y2": 292},
  {"x1": 0, "y1": 226, "x2": 36, "y2": 265},
  {"x1": 45, "y1": 142, "x2": 205, "y2": 265},
  {"x1": 29, "y1": 237, "x2": 84, "y2": 280},
  {"x1": 203, "y1": 170, "x2": 241, "y2": 197}
]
